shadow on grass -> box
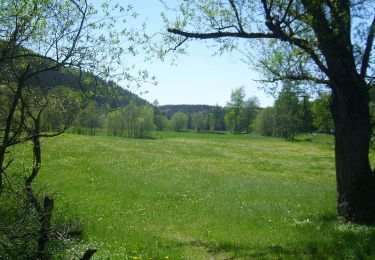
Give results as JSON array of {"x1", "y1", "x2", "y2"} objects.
[{"x1": 171, "y1": 214, "x2": 375, "y2": 259}]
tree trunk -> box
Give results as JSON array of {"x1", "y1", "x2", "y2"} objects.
[
  {"x1": 0, "y1": 82, "x2": 23, "y2": 191},
  {"x1": 331, "y1": 79, "x2": 375, "y2": 224},
  {"x1": 37, "y1": 196, "x2": 54, "y2": 259}
]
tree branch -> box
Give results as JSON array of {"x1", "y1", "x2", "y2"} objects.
[
  {"x1": 261, "y1": 0, "x2": 330, "y2": 76},
  {"x1": 259, "y1": 59, "x2": 330, "y2": 85},
  {"x1": 361, "y1": 14, "x2": 375, "y2": 79},
  {"x1": 281, "y1": 0, "x2": 294, "y2": 24},
  {"x1": 262, "y1": 75, "x2": 331, "y2": 85},
  {"x1": 167, "y1": 28, "x2": 277, "y2": 40},
  {"x1": 228, "y1": 0, "x2": 244, "y2": 32},
  {"x1": 164, "y1": 36, "x2": 188, "y2": 54}
]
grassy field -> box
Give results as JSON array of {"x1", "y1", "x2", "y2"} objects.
[{"x1": 9, "y1": 131, "x2": 375, "y2": 258}]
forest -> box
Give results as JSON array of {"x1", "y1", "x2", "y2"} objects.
[{"x1": 1, "y1": 0, "x2": 375, "y2": 259}]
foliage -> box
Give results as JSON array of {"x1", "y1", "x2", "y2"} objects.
[
  {"x1": 74, "y1": 101, "x2": 105, "y2": 135},
  {"x1": 298, "y1": 95, "x2": 314, "y2": 133},
  {"x1": 273, "y1": 86, "x2": 301, "y2": 139},
  {"x1": 104, "y1": 102, "x2": 156, "y2": 139},
  {"x1": 239, "y1": 96, "x2": 260, "y2": 133},
  {"x1": 153, "y1": 101, "x2": 170, "y2": 131},
  {"x1": 212, "y1": 104, "x2": 226, "y2": 131},
  {"x1": 154, "y1": 114, "x2": 170, "y2": 131},
  {"x1": 252, "y1": 107, "x2": 275, "y2": 136},
  {"x1": 225, "y1": 88, "x2": 259, "y2": 133},
  {"x1": 136, "y1": 106, "x2": 156, "y2": 138},
  {"x1": 225, "y1": 87, "x2": 245, "y2": 133},
  {"x1": 170, "y1": 112, "x2": 189, "y2": 131},
  {"x1": 41, "y1": 86, "x2": 83, "y2": 132},
  {"x1": 160, "y1": 104, "x2": 214, "y2": 119},
  {"x1": 252, "y1": 87, "x2": 316, "y2": 138},
  {"x1": 311, "y1": 93, "x2": 334, "y2": 133},
  {"x1": 191, "y1": 111, "x2": 213, "y2": 131},
  {"x1": 107, "y1": 109, "x2": 124, "y2": 137}
]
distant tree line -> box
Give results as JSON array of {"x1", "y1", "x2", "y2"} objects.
[
  {"x1": 156, "y1": 86, "x2": 335, "y2": 140},
  {"x1": 60, "y1": 83, "x2": 338, "y2": 141},
  {"x1": 33, "y1": 81, "x2": 337, "y2": 141}
]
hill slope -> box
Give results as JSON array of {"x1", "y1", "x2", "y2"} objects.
[{"x1": 31, "y1": 67, "x2": 149, "y2": 108}]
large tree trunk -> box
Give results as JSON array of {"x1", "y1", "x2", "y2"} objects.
[{"x1": 331, "y1": 78, "x2": 375, "y2": 224}]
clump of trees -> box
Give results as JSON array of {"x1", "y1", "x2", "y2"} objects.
[
  {"x1": 111, "y1": 102, "x2": 155, "y2": 138},
  {"x1": 161, "y1": 87, "x2": 259, "y2": 134},
  {"x1": 71, "y1": 101, "x2": 156, "y2": 139},
  {"x1": 225, "y1": 87, "x2": 260, "y2": 133},
  {"x1": 252, "y1": 86, "x2": 330, "y2": 139},
  {"x1": 170, "y1": 112, "x2": 189, "y2": 132}
]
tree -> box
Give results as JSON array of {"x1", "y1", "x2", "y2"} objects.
[
  {"x1": 153, "y1": 100, "x2": 169, "y2": 131},
  {"x1": 121, "y1": 103, "x2": 155, "y2": 138},
  {"x1": 41, "y1": 86, "x2": 82, "y2": 132},
  {"x1": 77, "y1": 101, "x2": 104, "y2": 135},
  {"x1": 240, "y1": 96, "x2": 260, "y2": 133},
  {"x1": 166, "y1": 0, "x2": 375, "y2": 223},
  {"x1": 311, "y1": 93, "x2": 334, "y2": 133},
  {"x1": 191, "y1": 111, "x2": 213, "y2": 131},
  {"x1": 137, "y1": 106, "x2": 155, "y2": 138},
  {"x1": 212, "y1": 104, "x2": 226, "y2": 131},
  {"x1": 170, "y1": 112, "x2": 188, "y2": 132},
  {"x1": 107, "y1": 109, "x2": 124, "y2": 136},
  {"x1": 154, "y1": 114, "x2": 169, "y2": 131},
  {"x1": 123, "y1": 101, "x2": 140, "y2": 138},
  {"x1": 225, "y1": 87, "x2": 245, "y2": 133},
  {"x1": 273, "y1": 86, "x2": 301, "y2": 139},
  {"x1": 252, "y1": 107, "x2": 275, "y2": 136},
  {"x1": 299, "y1": 95, "x2": 314, "y2": 133}
]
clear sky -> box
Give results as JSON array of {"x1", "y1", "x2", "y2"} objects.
[{"x1": 92, "y1": 0, "x2": 275, "y2": 107}]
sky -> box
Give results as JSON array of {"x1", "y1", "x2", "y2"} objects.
[{"x1": 92, "y1": 0, "x2": 275, "y2": 107}]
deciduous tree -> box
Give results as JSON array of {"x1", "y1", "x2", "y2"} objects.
[
  {"x1": 240, "y1": 96, "x2": 260, "y2": 133},
  {"x1": 311, "y1": 93, "x2": 334, "y2": 133},
  {"x1": 165, "y1": 0, "x2": 375, "y2": 223},
  {"x1": 225, "y1": 87, "x2": 245, "y2": 133},
  {"x1": 171, "y1": 112, "x2": 188, "y2": 132}
]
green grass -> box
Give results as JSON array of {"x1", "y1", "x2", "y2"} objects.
[{"x1": 8, "y1": 131, "x2": 375, "y2": 259}]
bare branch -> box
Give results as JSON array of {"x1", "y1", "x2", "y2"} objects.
[
  {"x1": 164, "y1": 36, "x2": 188, "y2": 54},
  {"x1": 228, "y1": 0, "x2": 244, "y2": 32},
  {"x1": 281, "y1": 0, "x2": 294, "y2": 24}
]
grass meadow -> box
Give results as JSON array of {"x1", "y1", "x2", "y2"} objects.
[{"x1": 8, "y1": 132, "x2": 375, "y2": 259}]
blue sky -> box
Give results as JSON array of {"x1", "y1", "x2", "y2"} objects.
[{"x1": 92, "y1": 0, "x2": 274, "y2": 107}]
